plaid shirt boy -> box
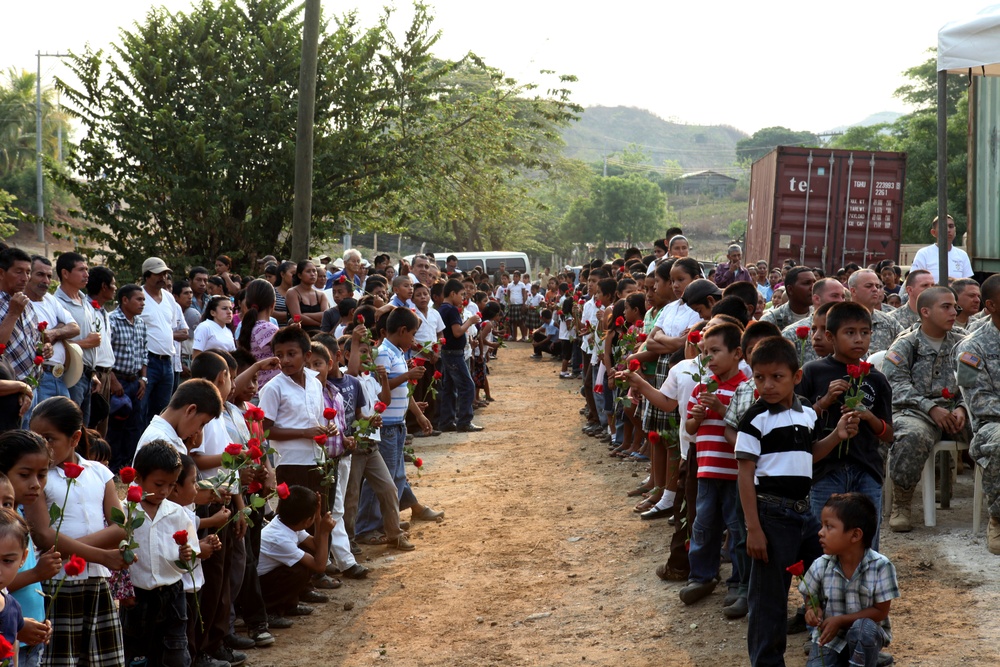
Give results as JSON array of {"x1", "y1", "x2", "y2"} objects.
[
  {"x1": 109, "y1": 308, "x2": 147, "y2": 376},
  {"x1": 798, "y1": 549, "x2": 900, "y2": 654}
]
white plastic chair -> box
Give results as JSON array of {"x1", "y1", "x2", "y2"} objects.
[{"x1": 920, "y1": 440, "x2": 969, "y2": 527}]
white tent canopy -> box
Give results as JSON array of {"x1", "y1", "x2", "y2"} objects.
[{"x1": 938, "y1": 4, "x2": 1000, "y2": 74}]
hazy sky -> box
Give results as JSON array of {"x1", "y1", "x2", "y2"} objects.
[{"x1": 4, "y1": 0, "x2": 994, "y2": 137}]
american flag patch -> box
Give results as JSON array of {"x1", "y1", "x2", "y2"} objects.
[
  {"x1": 885, "y1": 351, "x2": 904, "y2": 366},
  {"x1": 959, "y1": 351, "x2": 983, "y2": 369}
]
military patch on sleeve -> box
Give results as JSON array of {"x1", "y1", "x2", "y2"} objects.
[
  {"x1": 885, "y1": 351, "x2": 904, "y2": 366},
  {"x1": 959, "y1": 351, "x2": 983, "y2": 369}
]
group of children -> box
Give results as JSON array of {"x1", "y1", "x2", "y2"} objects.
[{"x1": 554, "y1": 254, "x2": 901, "y2": 667}]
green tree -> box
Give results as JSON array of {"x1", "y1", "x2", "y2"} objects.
[
  {"x1": 564, "y1": 174, "x2": 665, "y2": 246},
  {"x1": 827, "y1": 123, "x2": 894, "y2": 152},
  {"x1": 736, "y1": 126, "x2": 819, "y2": 163}
]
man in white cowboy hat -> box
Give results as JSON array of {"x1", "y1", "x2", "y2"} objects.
[
  {"x1": 25, "y1": 255, "x2": 81, "y2": 404},
  {"x1": 139, "y1": 257, "x2": 186, "y2": 424}
]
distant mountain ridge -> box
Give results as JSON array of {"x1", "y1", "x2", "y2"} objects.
[
  {"x1": 819, "y1": 111, "x2": 904, "y2": 135},
  {"x1": 561, "y1": 106, "x2": 746, "y2": 170}
]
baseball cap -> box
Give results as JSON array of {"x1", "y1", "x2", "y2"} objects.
[
  {"x1": 141, "y1": 257, "x2": 171, "y2": 275},
  {"x1": 682, "y1": 279, "x2": 723, "y2": 305}
]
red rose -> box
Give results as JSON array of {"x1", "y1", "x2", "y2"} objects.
[
  {"x1": 786, "y1": 560, "x2": 805, "y2": 577},
  {"x1": 246, "y1": 437, "x2": 260, "y2": 450},
  {"x1": 942, "y1": 387, "x2": 952, "y2": 399},
  {"x1": 412, "y1": 358, "x2": 425, "y2": 366},
  {"x1": 357, "y1": 314, "x2": 365, "y2": 323},
  {"x1": 224, "y1": 443, "x2": 243, "y2": 456},
  {"x1": 615, "y1": 316, "x2": 625, "y2": 327},
  {"x1": 795, "y1": 326, "x2": 810, "y2": 340},
  {"x1": 172, "y1": 530, "x2": 188, "y2": 546},
  {"x1": 126, "y1": 485, "x2": 143, "y2": 503},
  {"x1": 33, "y1": 355, "x2": 44, "y2": 366},
  {"x1": 91, "y1": 300, "x2": 101, "y2": 309},
  {"x1": 337, "y1": 275, "x2": 347, "y2": 284},
  {"x1": 0, "y1": 635, "x2": 12, "y2": 659},
  {"x1": 628, "y1": 359, "x2": 641, "y2": 372},
  {"x1": 62, "y1": 462, "x2": 84, "y2": 479},
  {"x1": 846, "y1": 364, "x2": 862, "y2": 379},
  {"x1": 119, "y1": 466, "x2": 137, "y2": 484},
  {"x1": 0, "y1": 344, "x2": 6, "y2": 355},
  {"x1": 323, "y1": 407, "x2": 338, "y2": 420},
  {"x1": 635, "y1": 320, "x2": 643, "y2": 328},
  {"x1": 247, "y1": 481, "x2": 263, "y2": 494},
  {"x1": 594, "y1": 384, "x2": 604, "y2": 394},
  {"x1": 313, "y1": 434, "x2": 328, "y2": 445},
  {"x1": 431, "y1": 344, "x2": 440, "y2": 353},
  {"x1": 373, "y1": 401, "x2": 387, "y2": 414},
  {"x1": 753, "y1": 389, "x2": 760, "y2": 400},
  {"x1": 687, "y1": 330, "x2": 702, "y2": 344},
  {"x1": 414, "y1": 457, "x2": 423, "y2": 468},
  {"x1": 439, "y1": 338, "x2": 446, "y2": 345},
  {"x1": 637, "y1": 333, "x2": 648, "y2": 343},
  {"x1": 556, "y1": 310, "x2": 563, "y2": 317},
  {"x1": 577, "y1": 299, "x2": 585, "y2": 305},
  {"x1": 276, "y1": 482, "x2": 290, "y2": 499},
  {"x1": 433, "y1": 370, "x2": 443, "y2": 380},
  {"x1": 647, "y1": 431, "x2": 660, "y2": 445},
  {"x1": 37, "y1": 321, "x2": 48, "y2": 332},
  {"x1": 251, "y1": 405, "x2": 265, "y2": 420},
  {"x1": 247, "y1": 445, "x2": 263, "y2": 461},
  {"x1": 859, "y1": 361, "x2": 873, "y2": 375},
  {"x1": 292, "y1": 314, "x2": 302, "y2": 323},
  {"x1": 63, "y1": 554, "x2": 87, "y2": 577}
]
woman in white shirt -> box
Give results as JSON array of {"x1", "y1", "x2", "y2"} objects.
[{"x1": 192, "y1": 295, "x2": 236, "y2": 357}]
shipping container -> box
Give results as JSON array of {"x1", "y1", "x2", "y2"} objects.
[
  {"x1": 745, "y1": 146, "x2": 907, "y2": 276},
  {"x1": 969, "y1": 76, "x2": 1000, "y2": 274}
]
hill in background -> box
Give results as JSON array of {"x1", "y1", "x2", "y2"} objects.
[{"x1": 561, "y1": 106, "x2": 747, "y2": 170}]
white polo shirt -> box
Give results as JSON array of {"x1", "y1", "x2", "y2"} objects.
[
  {"x1": 128, "y1": 499, "x2": 199, "y2": 590},
  {"x1": 258, "y1": 516, "x2": 309, "y2": 576},
  {"x1": 141, "y1": 288, "x2": 181, "y2": 356},
  {"x1": 258, "y1": 369, "x2": 325, "y2": 466},
  {"x1": 136, "y1": 415, "x2": 187, "y2": 461},
  {"x1": 189, "y1": 415, "x2": 232, "y2": 482},
  {"x1": 414, "y1": 307, "x2": 445, "y2": 345},
  {"x1": 192, "y1": 320, "x2": 236, "y2": 355}
]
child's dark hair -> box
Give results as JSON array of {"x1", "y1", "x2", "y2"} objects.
[
  {"x1": 190, "y1": 350, "x2": 229, "y2": 382},
  {"x1": 823, "y1": 492, "x2": 878, "y2": 549},
  {"x1": 722, "y1": 281, "x2": 759, "y2": 313},
  {"x1": 312, "y1": 333, "x2": 339, "y2": 360},
  {"x1": 232, "y1": 348, "x2": 257, "y2": 373},
  {"x1": 702, "y1": 322, "x2": 743, "y2": 352},
  {"x1": 610, "y1": 299, "x2": 626, "y2": 329},
  {"x1": 0, "y1": 430, "x2": 48, "y2": 475},
  {"x1": 825, "y1": 302, "x2": 872, "y2": 335},
  {"x1": 625, "y1": 292, "x2": 646, "y2": 317},
  {"x1": 310, "y1": 341, "x2": 332, "y2": 363},
  {"x1": 814, "y1": 301, "x2": 838, "y2": 318},
  {"x1": 201, "y1": 296, "x2": 234, "y2": 328},
  {"x1": 237, "y1": 279, "x2": 276, "y2": 352},
  {"x1": 597, "y1": 278, "x2": 617, "y2": 300},
  {"x1": 386, "y1": 307, "x2": 419, "y2": 334},
  {"x1": 177, "y1": 454, "x2": 198, "y2": 486},
  {"x1": 443, "y1": 278, "x2": 464, "y2": 297},
  {"x1": 351, "y1": 305, "x2": 376, "y2": 333},
  {"x1": 711, "y1": 295, "x2": 751, "y2": 327},
  {"x1": 277, "y1": 484, "x2": 317, "y2": 526},
  {"x1": 31, "y1": 396, "x2": 91, "y2": 459},
  {"x1": 133, "y1": 440, "x2": 183, "y2": 478},
  {"x1": 87, "y1": 430, "x2": 111, "y2": 464},
  {"x1": 540, "y1": 309, "x2": 552, "y2": 320},
  {"x1": 337, "y1": 298, "x2": 357, "y2": 318},
  {"x1": 0, "y1": 506, "x2": 29, "y2": 550},
  {"x1": 749, "y1": 336, "x2": 799, "y2": 373},
  {"x1": 481, "y1": 302, "x2": 502, "y2": 320},
  {"x1": 741, "y1": 321, "x2": 781, "y2": 352},
  {"x1": 617, "y1": 278, "x2": 637, "y2": 295},
  {"x1": 168, "y1": 379, "x2": 224, "y2": 417},
  {"x1": 271, "y1": 326, "x2": 312, "y2": 353}
]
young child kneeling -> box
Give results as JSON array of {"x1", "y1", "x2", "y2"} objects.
[
  {"x1": 799, "y1": 493, "x2": 899, "y2": 667},
  {"x1": 257, "y1": 485, "x2": 334, "y2": 624}
]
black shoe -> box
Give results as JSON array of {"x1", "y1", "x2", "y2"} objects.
[
  {"x1": 211, "y1": 646, "x2": 246, "y2": 667},
  {"x1": 300, "y1": 589, "x2": 329, "y2": 604},
  {"x1": 341, "y1": 563, "x2": 369, "y2": 579},
  {"x1": 441, "y1": 424, "x2": 457, "y2": 432},
  {"x1": 248, "y1": 626, "x2": 275, "y2": 647},
  {"x1": 224, "y1": 634, "x2": 256, "y2": 651},
  {"x1": 722, "y1": 596, "x2": 748, "y2": 619},
  {"x1": 457, "y1": 423, "x2": 484, "y2": 432},
  {"x1": 350, "y1": 540, "x2": 362, "y2": 555},
  {"x1": 267, "y1": 614, "x2": 294, "y2": 629},
  {"x1": 787, "y1": 609, "x2": 808, "y2": 635},
  {"x1": 678, "y1": 579, "x2": 718, "y2": 605},
  {"x1": 286, "y1": 604, "x2": 314, "y2": 616},
  {"x1": 640, "y1": 506, "x2": 673, "y2": 521},
  {"x1": 876, "y1": 651, "x2": 894, "y2": 666}
]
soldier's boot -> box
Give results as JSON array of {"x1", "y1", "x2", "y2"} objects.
[
  {"x1": 988, "y1": 518, "x2": 1000, "y2": 555},
  {"x1": 888, "y1": 485, "x2": 914, "y2": 533}
]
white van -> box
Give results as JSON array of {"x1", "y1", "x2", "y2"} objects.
[{"x1": 403, "y1": 251, "x2": 532, "y2": 280}]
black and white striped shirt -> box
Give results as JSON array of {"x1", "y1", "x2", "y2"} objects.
[{"x1": 734, "y1": 397, "x2": 817, "y2": 501}]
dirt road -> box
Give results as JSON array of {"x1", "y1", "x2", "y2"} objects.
[{"x1": 259, "y1": 344, "x2": 1000, "y2": 666}]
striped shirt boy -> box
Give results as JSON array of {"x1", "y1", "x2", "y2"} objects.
[
  {"x1": 686, "y1": 372, "x2": 747, "y2": 480},
  {"x1": 734, "y1": 396, "x2": 818, "y2": 501}
]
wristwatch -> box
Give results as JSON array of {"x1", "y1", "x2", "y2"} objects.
[{"x1": 140, "y1": 376, "x2": 148, "y2": 383}]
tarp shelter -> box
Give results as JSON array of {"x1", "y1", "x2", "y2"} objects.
[{"x1": 936, "y1": 5, "x2": 1000, "y2": 283}]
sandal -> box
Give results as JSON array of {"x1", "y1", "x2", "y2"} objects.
[
  {"x1": 633, "y1": 498, "x2": 656, "y2": 513},
  {"x1": 627, "y1": 484, "x2": 653, "y2": 497},
  {"x1": 362, "y1": 534, "x2": 387, "y2": 546}
]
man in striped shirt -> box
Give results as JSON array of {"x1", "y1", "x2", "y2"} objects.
[
  {"x1": 735, "y1": 337, "x2": 858, "y2": 667},
  {"x1": 678, "y1": 323, "x2": 748, "y2": 607}
]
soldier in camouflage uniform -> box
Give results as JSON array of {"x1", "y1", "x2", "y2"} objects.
[
  {"x1": 887, "y1": 269, "x2": 934, "y2": 330},
  {"x1": 780, "y1": 278, "x2": 845, "y2": 365},
  {"x1": 955, "y1": 274, "x2": 1000, "y2": 554},
  {"x1": 760, "y1": 267, "x2": 815, "y2": 330},
  {"x1": 883, "y1": 286, "x2": 969, "y2": 532},
  {"x1": 847, "y1": 269, "x2": 903, "y2": 355}
]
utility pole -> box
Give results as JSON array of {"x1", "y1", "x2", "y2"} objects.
[
  {"x1": 290, "y1": 0, "x2": 321, "y2": 262},
  {"x1": 36, "y1": 51, "x2": 68, "y2": 258}
]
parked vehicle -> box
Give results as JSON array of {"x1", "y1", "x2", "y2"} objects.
[
  {"x1": 403, "y1": 251, "x2": 531, "y2": 279},
  {"x1": 745, "y1": 146, "x2": 907, "y2": 276}
]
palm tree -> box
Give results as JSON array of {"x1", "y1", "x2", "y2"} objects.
[{"x1": 0, "y1": 68, "x2": 72, "y2": 178}]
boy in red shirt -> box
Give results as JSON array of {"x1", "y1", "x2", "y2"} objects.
[{"x1": 679, "y1": 322, "x2": 749, "y2": 606}]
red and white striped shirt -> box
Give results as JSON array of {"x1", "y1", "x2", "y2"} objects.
[{"x1": 686, "y1": 371, "x2": 747, "y2": 481}]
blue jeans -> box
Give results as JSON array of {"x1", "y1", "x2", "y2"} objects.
[
  {"x1": 68, "y1": 370, "x2": 92, "y2": 427},
  {"x1": 438, "y1": 350, "x2": 474, "y2": 429},
  {"x1": 22, "y1": 370, "x2": 70, "y2": 428},
  {"x1": 355, "y1": 423, "x2": 417, "y2": 538},
  {"x1": 747, "y1": 496, "x2": 823, "y2": 667},
  {"x1": 806, "y1": 618, "x2": 884, "y2": 667},
  {"x1": 142, "y1": 356, "x2": 174, "y2": 425},
  {"x1": 107, "y1": 379, "x2": 143, "y2": 471},
  {"x1": 593, "y1": 366, "x2": 608, "y2": 427},
  {"x1": 688, "y1": 478, "x2": 746, "y2": 585},
  {"x1": 810, "y1": 463, "x2": 883, "y2": 551},
  {"x1": 19, "y1": 642, "x2": 43, "y2": 667}
]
